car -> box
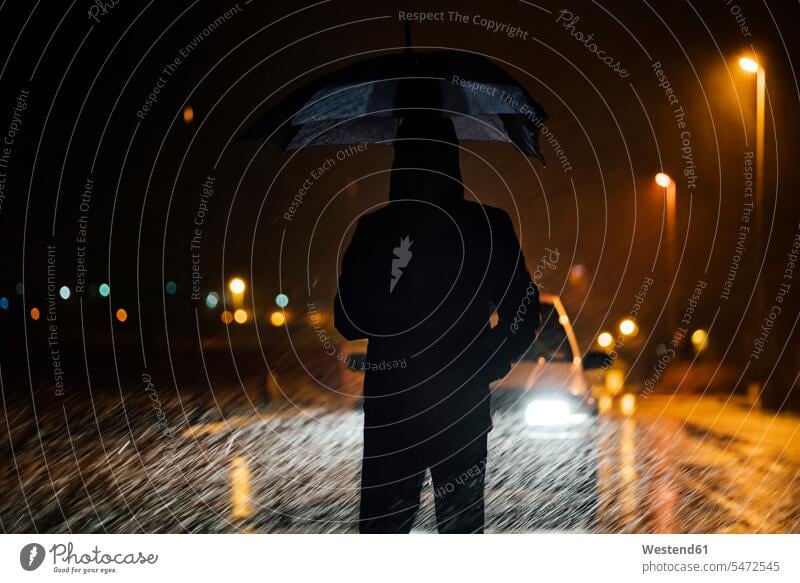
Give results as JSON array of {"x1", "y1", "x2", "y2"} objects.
[{"x1": 491, "y1": 293, "x2": 610, "y2": 428}]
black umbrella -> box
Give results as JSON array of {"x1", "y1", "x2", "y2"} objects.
[{"x1": 241, "y1": 49, "x2": 548, "y2": 161}]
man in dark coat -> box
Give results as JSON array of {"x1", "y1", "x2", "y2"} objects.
[{"x1": 334, "y1": 116, "x2": 540, "y2": 533}]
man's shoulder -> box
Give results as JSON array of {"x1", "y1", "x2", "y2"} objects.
[
  {"x1": 353, "y1": 205, "x2": 390, "y2": 230},
  {"x1": 356, "y1": 200, "x2": 514, "y2": 229}
]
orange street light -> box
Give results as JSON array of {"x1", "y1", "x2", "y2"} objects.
[
  {"x1": 738, "y1": 57, "x2": 759, "y2": 73},
  {"x1": 619, "y1": 318, "x2": 638, "y2": 336},
  {"x1": 654, "y1": 172, "x2": 672, "y2": 188},
  {"x1": 228, "y1": 277, "x2": 246, "y2": 308},
  {"x1": 738, "y1": 53, "x2": 766, "y2": 390},
  {"x1": 597, "y1": 331, "x2": 613, "y2": 348},
  {"x1": 229, "y1": 277, "x2": 245, "y2": 294},
  {"x1": 655, "y1": 172, "x2": 677, "y2": 333},
  {"x1": 270, "y1": 311, "x2": 286, "y2": 327}
]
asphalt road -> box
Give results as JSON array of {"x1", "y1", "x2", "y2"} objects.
[{"x1": 2, "y1": 391, "x2": 799, "y2": 533}]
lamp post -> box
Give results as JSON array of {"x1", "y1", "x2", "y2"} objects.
[
  {"x1": 739, "y1": 55, "x2": 766, "y2": 399},
  {"x1": 655, "y1": 172, "x2": 677, "y2": 334}
]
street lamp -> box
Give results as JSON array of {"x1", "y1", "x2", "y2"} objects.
[
  {"x1": 738, "y1": 53, "x2": 766, "y2": 395},
  {"x1": 228, "y1": 277, "x2": 246, "y2": 308},
  {"x1": 655, "y1": 172, "x2": 677, "y2": 332},
  {"x1": 597, "y1": 331, "x2": 613, "y2": 349},
  {"x1": 738, "y1": 56, "x2": 765, "y2": 243},
  {"x1": 654, "y1": 172, "x2": 671, "y2": 188},
  {"x1": 619, "y1": 318, "x2": 638, "y2": 337}
]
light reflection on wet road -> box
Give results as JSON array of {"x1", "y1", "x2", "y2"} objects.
[{"x1": 1, "y1": 394, "x2": 798, "y2": 533}]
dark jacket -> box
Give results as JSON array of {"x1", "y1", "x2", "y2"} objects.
[{"x1": 334, "y1": 117, "x2": 540, "y2": 464}]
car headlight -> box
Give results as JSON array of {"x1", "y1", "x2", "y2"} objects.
[{"x1": 525, "y1": 398, "x2": 588, "y2": 427}]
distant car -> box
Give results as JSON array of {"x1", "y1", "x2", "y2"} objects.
[{"x1": 491, "y1": 293, "x2": 609, "y2": 427}]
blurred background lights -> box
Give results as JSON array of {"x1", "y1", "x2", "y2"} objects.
[
  {"x1": 739, "y1": 56, "x2": 759, "y2": 73},
  {"x1": 98, "y1": 283, "x2": 110, "y2": 297},
  {"x1": 233, "y1": 309, "x2": 248, "y2": 324},
  {"x1": 275, "y1": 293, "x2": 289, "y2": 308},
  {"x1": 605, "y1": 369, "x2": 625, "y2": 395},
  {"x1": 30, "y1": 307, "x2": 40, "y2": 320},
  {"x1": 568, "y1": 264, "x2": 587, "y2": 285},
  {"x1": 116, "y1": 308, "x2": 128, "y2": 322},
  {"x1": 655, "y1": 172, "x2": 672, "y2": 187},
  {"x1": 221, "y1": 310, "x2": 233, "y2": 325},
  {"x1": 59, "y1": 286, "x2": 71, "y2": 300},
  {"x1": 597, "y1": 331, "x2": 613, "y2": 348},
  {"x1": 619, "y1": 318, "x2": 637, "y2": 336},
  {"x1": 691, "y1": 329, "x2": 709, "y2": 353},
  {"x1": 229, "y1": 278, "x2": 245, "y2": 295},
  {"x1": 165, "y1": 281, "x2": 177, "y2": 295},
  {"x1": 0, "y1": 297, "x2": 8, "y2": 310},
  {"x1": 183, "y1": 105, "x2": 194, "y2": 124},
  {"x1": 15, "y1": 282, "x2": 24, "y2": 295},
  {"x1": 620, "y1": 393, "x2": 637, "y2": 416},
  {"x1": 270, "y1": 311, "x2": 286, "y2": 327},
  {"x1": 205, "y1": 291, "x2": 220, "y2": 309}
]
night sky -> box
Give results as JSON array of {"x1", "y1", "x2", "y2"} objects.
[{"x1": 0, "y1": 0, "x2": 798, "y2": 407}]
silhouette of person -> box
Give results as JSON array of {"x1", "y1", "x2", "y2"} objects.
[{"x1": 334, "y1": 115, "x2": 540, "y2": 533}]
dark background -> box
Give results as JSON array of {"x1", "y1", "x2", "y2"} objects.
[{"x1": 0, "y1": 0, "x2": 798, "y2": 409}]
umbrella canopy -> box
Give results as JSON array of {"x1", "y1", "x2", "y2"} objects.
[{"x1": 241, "y1": 50, "x2": 548, "y2": 161}]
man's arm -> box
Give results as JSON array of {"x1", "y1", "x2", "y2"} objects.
[
  {"x1": 334, "y1": 219, "x2": 369, "y2": 340},
  {"x1": 488, "y1": 211, "x2": 541, "y2": 374}
]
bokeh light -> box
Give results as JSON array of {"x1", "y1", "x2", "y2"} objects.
[
  {"x1": 229, "y1": 278, "x2": 245, "y2": 295},
  {"x1": 183, "y1": 105, "x2": 194, "y2": 124},
  {"x1": 275, "y1": 293, "x2": 289, "y2": 308},
  {"x1": 98, "y1": 283, "x2": 110, "y2": 297},
  {"x1": 205, "y1": 291, "x2": 220, "y2": 309},
  {"x1": 691, "y1": 329, "x2": 709, "y2": 353},
  {"x1": 655, "y1": 172, "x2": 672, "y2": 188},
  {"x1": 59, "y1": 286, "x2": 71, "y2": 300},
  {"x1": 739, "y1": 56, "x2": 759, "y2": 73},
  {"x1": 116, "y1": 308, "x2": 128, "y2": 322},
  {"x1": 270, "y1": 311, "x2": 286, "y2": 327},
  {"x1": 0, "y1": 297, "x2": 8, "y2": 310},
  {"x1": 620, "y1": 393, "x2": 637, "y2": 416},
  {"x1": 597, "y1": 331, "x2": 613, "y2": 348},
  {"x1": 234, "y1": 309, "x2": 248, "y2": 324},
  {"x1": 165, "y1": 281, "x2": 177, "y2": 295},
  {"x1": 220, "y1": 310, "x2": 233, "y2": 324},
  {"x1": 619, "y1": 318, "x2": 637, "y2": 336},
  {"x1": 30, "y1": 307, "x2": 40, "y2": 320}
]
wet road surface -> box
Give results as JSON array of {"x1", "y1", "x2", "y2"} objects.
[{"x1": 2, "y1": 392, "x2": 799, "y2": 533}]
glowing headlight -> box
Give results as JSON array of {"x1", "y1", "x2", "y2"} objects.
[{"x1": 525, "y1": 399, "x2": 588, "y2": 427}]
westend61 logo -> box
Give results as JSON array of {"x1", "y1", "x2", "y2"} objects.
[{"x1": 19, "y1": 542, "x2": 158, "y2": 574}]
